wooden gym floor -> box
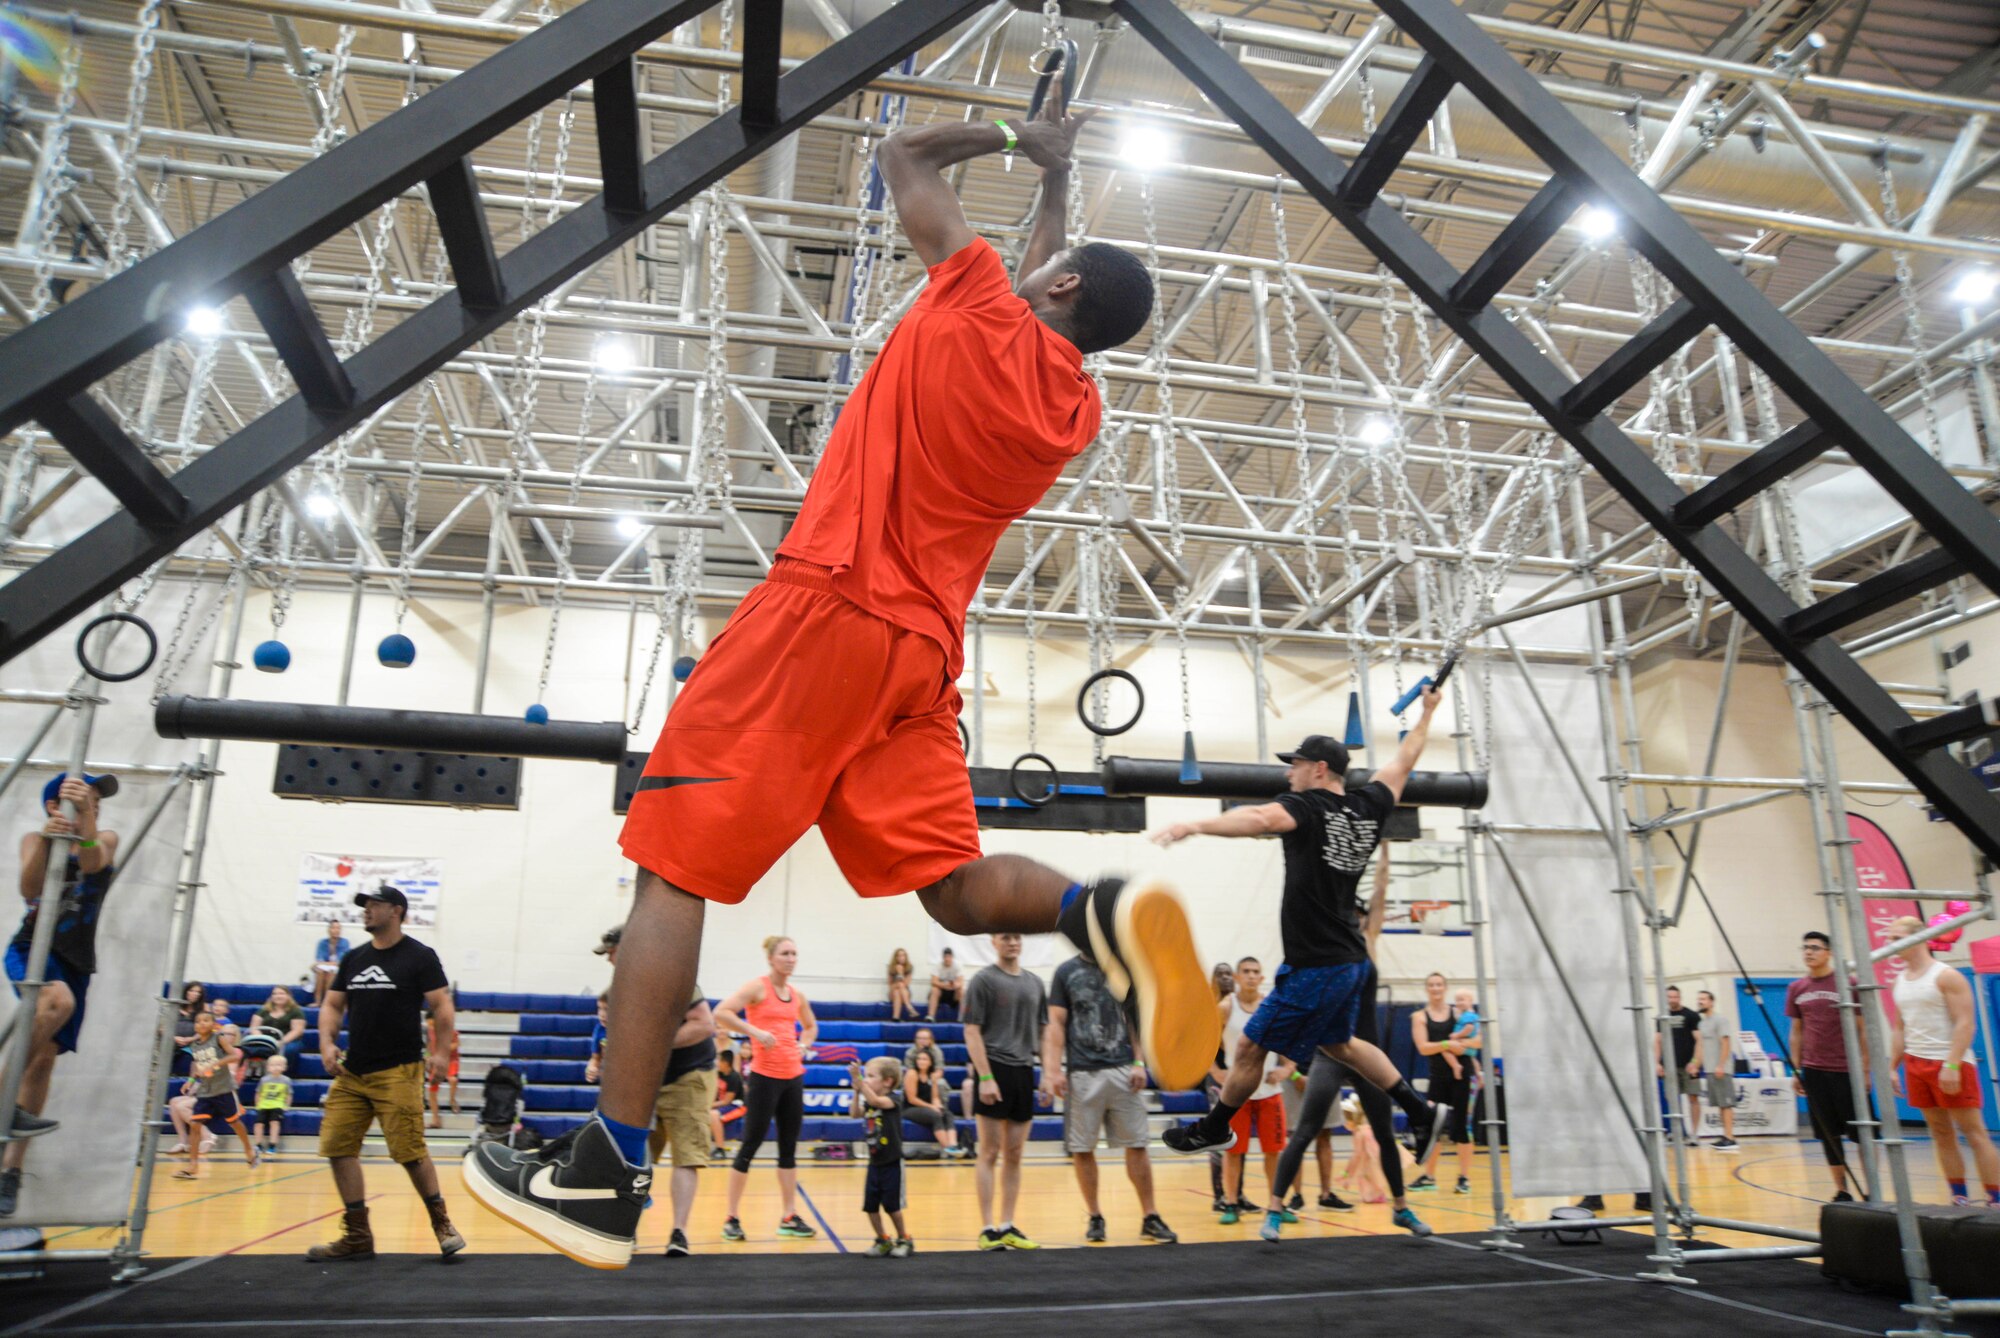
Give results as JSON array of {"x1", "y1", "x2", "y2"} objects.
[{"x1": 31, "y1": 1132, "x2": 1959, "y2": 1259}]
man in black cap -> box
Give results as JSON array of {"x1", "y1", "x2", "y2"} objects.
[
  {"x1": 593, "y1": 926, "x2": 622, "y2": 964},
  {"x1": 308, "y1": 884, "x2": 464, "y2": 1261},
  {"x1": 1153, "y1": 687, "x2": 1456, "y2": 1183},
  {"x1": 1, "y1": 774, "x2": 115, "y2": 1215}
]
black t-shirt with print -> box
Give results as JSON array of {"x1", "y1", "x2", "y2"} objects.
[
  {"x1": 332, "y1": 935, "x2": 448, "y2": 1074},
  {"x1": 1666, "y1": 1006, "x2": 1701, "y2": 1069},
  {"x1": 1273, "y1": 782, "x2": 1395, "y2": 968},
  {"x1": 863, "y1": 1090, "x2": 906, "y2": 1167}
]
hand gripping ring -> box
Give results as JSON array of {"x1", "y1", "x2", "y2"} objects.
[
  {"x1": 1008, "y1": 752, "x2": 1060, "y2": 807},
  {"x1": 1076, "y1": 668, "x2": 1144, "y2": 737},
  {"x1": 1026, "y1": 38, "x2": 1079, "y2": 121},
  {"x1": 75, "y1": 612, "x2": 158, "y2": 683}
]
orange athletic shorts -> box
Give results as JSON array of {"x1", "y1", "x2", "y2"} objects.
[
  {"x1": 618, "y1": 558, "x2": 982, "y2": 904},
  {"x1": 1230, "y1": 1092, "x2": 1288, "y2": 1155},
  {"x1": 1904, "y1": 1056, "x2": 1981, "y2": 1109}
]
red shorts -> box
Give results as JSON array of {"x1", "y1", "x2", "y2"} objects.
[
  {"x1": 1230, "y1": 1093, "x2": 1287, "y2": 1154},
  {"x1": 619, "y1": 559, "x2": 981, "y2": 903},
  {"x1": 1904, "y1": 1056, "x2": 1981, "y2": 1109}
]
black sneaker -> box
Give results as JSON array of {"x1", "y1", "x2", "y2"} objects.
[
  {"x1": 776, "y1": 1214, "x2": 816, "y2": 1238},
  {"x1": 1319, "y1": 1191, "x2": 1355, "y2": 1213},
  {"x1": 665, "y1": 1228, "x2": 690, "y2": 1257},
  {"x1": 1163, "y1": 1119, "x2": 1232, "y2": 1155},
  {"x1": 1633, "y1": 1193, "x2": 1653, "y2": 1211},
  {"x1": 1408, "y1": 1174, "x2": 1436, "y2": 1192},
  {"x1": 721, "y1": 1217, "x2": 746, "y2": 1241},
  {"x1": 7, "y1": 1108, "x2": 56, "y2": 1139},
  {"x1": 1455, "y1": 1176, "x2": 1472, "y2": 1195},
  {"x1": 1832, "y1": 1190, "x2": 1855, "y2": 1203},
  {"x1": 1407, "y1": 1105, "x2": 1453, "y2": 1167},
  {"x1": 1058, "y1": 878, "x2": 1217, "y2": 1091},
  {"x1": 1286, "y1": 1192, "x2": 1304, "y2": 1210},
  {"x1": 1140, "y1": 1213, "x2": 1178, "y2": 1243},
  {"x1": 1085, "y1": 1214, "x2": 1106, "y2": 1242},
  {"x1": 460, "y1": 1116, "x2": 649, "y2": 1269},
  {"x1": 1211, "y1": 1196, "x2": 1229, "y2": 1213},
  {"x1": 1576, "y1": 1195, "x2": 1605, "y2": 1211}
]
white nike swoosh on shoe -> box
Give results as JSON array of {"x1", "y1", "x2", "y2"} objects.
[
  {"x1": 1085, "y1": 898, "x2": 1133, "y2": 1001},
  {"x1": 528, "y1": 1166, "x2": 619, "y2": 1201}
]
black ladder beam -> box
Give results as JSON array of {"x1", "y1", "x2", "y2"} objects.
[
  {"x1": 243, "y1": 266, "x2": 354, "y2": 413},
  {"x1": 1113, "y1": 0, "x2": 2000, "y2": 866},
  {"x1": 0, "y1": 0, "x2": 989, "y2": 664},
  {"x1": 35, "y1": 394, "x2": 187, "y2": 529},
  {"x1": 1450, "y1": 176, "x2": 1578, "y2": 312},
  {"x1": 426, "y1": 157, "x2": 506, "y2": 308},
  {"x1": 592, "y1": 56, "x2": 646, "y2": 215},
  {"x1": 1339, "y1": 57, "x2": 1455, "y2": 206},
  {"x1": 1673, "y1": 419, "x2": 1830, "y2": 530},
  {"x1": 1562, "y1": 296, "x2": 1707, "y2": 422},
  {"x1": 1899, "y1": 698, "x2": 2000, "y2": 755},
  {"x1": 1784, "y1": 547, "x2": 1965, "y2": 644},
  {"x1": 739, "y1": 0, "x2": 785, "y2": 129}
]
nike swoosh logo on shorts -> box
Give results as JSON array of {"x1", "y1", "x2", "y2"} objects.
[
  {"x1": 528, "y1": 1167, "x2": 619, "y2": 1201},
  {"x1": 635, "y1": 775, "x2": 730, "y2": 792}
]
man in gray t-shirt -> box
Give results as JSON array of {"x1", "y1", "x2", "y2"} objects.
[
  {"x1": 1694, "y1": 990, "x2": 1739, "y2": 1150},
  {"x1": 961, "y1": 933, "x2": 1048, "y2": 1250}
]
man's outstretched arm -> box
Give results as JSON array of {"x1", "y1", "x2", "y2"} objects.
[
  {"x1": 1372, "y1": 685, "x2": 1441, "y2": 803},
  {"x1": 878, "y1": 111, "x2": 1087, "y2": 269}
]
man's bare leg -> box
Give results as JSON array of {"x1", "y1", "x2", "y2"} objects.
[{"x1": 600, "y1": 871, "x2": 706, "y2": 1132}]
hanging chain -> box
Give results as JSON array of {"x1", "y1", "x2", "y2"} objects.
[
  {"x1": 105, "y1": 0, "x2": 165, "y2": 270},
  {"x1": 1268, "y1": 183, "x2": 1325, "y2": 602},
  {"x1": 1138, "y1": 175, "x2": 1185, "y2": 583},
  {"x1": 26, "y1": 31, "x2": 85, "y2": 319},
  {"x1": 1873, "y1": 151, "x2": 1944, "y2": 456},
  {"x1": 1022, "y1": 522, "x2": 1041, "y2": 755}
]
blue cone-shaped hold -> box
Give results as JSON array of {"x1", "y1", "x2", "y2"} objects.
[
  {"x1": 524, "y1": 703, "x2": 550, "y2": 725},
  {"x1": 1343, "y1": 691, "x2": 1364, "y2": 748},
  {"x1": 377, "y1": 633, "x2": 416, "y2": 669},
  {"x1": 1178, "y1": 729, "x2": 1202, "y2": 784},
  {"x1": 672, "y1": 655, "x2": 697, "y2": 682},
  {"x1": 252, "y1": 640, "x2": 291, "y2": 674}
]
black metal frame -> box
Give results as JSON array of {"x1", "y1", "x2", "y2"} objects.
[
  {"x1": 1113, "y1": 0, "x2": 2000, "y2": 864},
  {"x1": 0, "y1": 0, "x2": 984, "y2": 658}
]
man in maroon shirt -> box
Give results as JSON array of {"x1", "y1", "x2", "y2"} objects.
[{"x1": 1786, "y1": 931, "x2": 1869, "y2": 1201}]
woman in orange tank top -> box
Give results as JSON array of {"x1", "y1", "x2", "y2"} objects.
[{"x1": 712, "y1": 935, "x2": 819, "y2": 1240}]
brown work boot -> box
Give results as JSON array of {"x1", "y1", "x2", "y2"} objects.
[
  {"x1": 428, "y1": 1198, "x2": 466, "y2": 1258},
  {"x1": 305, "y1": 1207, "x2": 375, "y2": 1262}
]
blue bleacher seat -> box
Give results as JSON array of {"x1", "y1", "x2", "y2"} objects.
[
  {"x1": 457, "y1": 991, "x2": 502, "y2": 1012},
  {"x1": 521, "y1": 1014, "x2": 595, "y2": 1036}
]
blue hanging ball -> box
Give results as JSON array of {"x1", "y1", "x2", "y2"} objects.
[
  {"x1": 524, "y1": 703, "x2": 550, "y2": 725},
  {"x1": 377, "y1": 633, "x2": 416, "y2": 669},
  {"x1": 672, "y1": 655, "x2": 697, "y2": 683},
  {"x1": 251, "y1": 640, "x2": 291, "y2": 674}
]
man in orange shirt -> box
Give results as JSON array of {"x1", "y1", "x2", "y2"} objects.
[{"x1": 465, "y1": 95, "x2": 1216, "y2": 1270}]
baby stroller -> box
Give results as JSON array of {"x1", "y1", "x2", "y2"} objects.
[{"x1": 472, "y1": 1062, "x2": 529, "y2": 1148}]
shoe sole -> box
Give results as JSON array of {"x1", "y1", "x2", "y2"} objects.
[
  {"x1": 437, "y1": 1233, "x2": 467, "y2": 1257},
  {"x1": 1397, "y1": 1219, "x2": 1434, "y2": 1237},
  {"x1": 1111, "y1": 880, "x2": 1218, "y2": 1091},
  {"x1": 459, "y1": 1149, "x2": 633, "y2": 1270}
]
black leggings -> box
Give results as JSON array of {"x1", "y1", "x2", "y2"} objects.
[
  {"x1": 1800, "y1": 1065, "x2": 1866, "y2": 1168},
  {"x1": 1273, "y1": 968, "x2": 1401, "y2": 1202},
  {"x1": 733, "y1": 1072, "x2": 803, "y2": 1172}
]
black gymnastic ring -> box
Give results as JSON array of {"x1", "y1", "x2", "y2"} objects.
[
  {"x1": 1008, "y1": 752, "x2": 1060, "y2": 807},
  {"x1": 75, "y1": 612, "x2": 157, "y2": 683},
  {"x1": 1076, "y1": 668, "x2": 1144, "y2": 737},
  {"x1": 1026, "y1": 38, "x2": 1079, "y2": 122}
]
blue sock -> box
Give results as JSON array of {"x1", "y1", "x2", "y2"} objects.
[
  {"x1": 597, "y1": 1111, "x2": 651, "y2": 1168},
  {"x1": 1060, "y1": 882, "x2": 1086, "y2": 916},
  {"x1": 1056, "y1": 881, "x2": 1090, "y2": 946},
  {"x1": 1948, "y1": 1178, "x2": 1967, "y2": 1200}
]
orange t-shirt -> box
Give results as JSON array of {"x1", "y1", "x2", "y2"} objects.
[
  {"x1": 744, "y1": 976, "x2": 804, "y2": 1080},
  {"x1": 777, "y1": 238, "x2": 1101, "y2": 679}
]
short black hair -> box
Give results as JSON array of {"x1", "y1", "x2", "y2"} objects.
[
  {"x1": 1061, "y1": 243, "x2": 1154, "y2": 354},
  {"x1": 1236, "y1": 955, "x2": 1261, "y2": 970},
  {"x1": 1803, "y1": 931, "x2": 1831, "y2": 947}
]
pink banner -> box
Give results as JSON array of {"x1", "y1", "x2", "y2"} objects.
[{"x1": 1849, "y1": 813, "x2": 1918, "y2": 1015}]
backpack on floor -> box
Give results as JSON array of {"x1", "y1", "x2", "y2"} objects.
[{"x1": 480, "y1": 1063, "x2": 525, "y2": 1130}]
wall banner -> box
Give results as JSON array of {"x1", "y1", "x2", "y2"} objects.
[{"x1": 298, "y1": 852, "x2": 442, "y2": 928}]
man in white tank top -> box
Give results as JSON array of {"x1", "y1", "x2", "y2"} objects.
[
  {"x1": 1887, "y1": 915, "x2": 1999, "y2": 1207},
  {"x1": 1214, "y1": 958, "x2": 1294, "y2": 1224}
]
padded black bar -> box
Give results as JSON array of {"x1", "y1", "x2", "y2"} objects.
[
  {"x1": 1784, "y1": 547, "x2": 1966, "y2": 644},
  {"x1": 243, "y1": 266, "x2": 354, "y2": 413},
  {"x1": 592, "y1": 57, "x2": 646, "y2": 215},
  {"x1": 1339, "y1": 57, "x2": 1455, "y2": 206},
  {"x1": 1562, "y1": 295, "x2": 1708, "y2": 422},
  {"x1": 1450, "y1": 176, "x2": 1577, "y2": 312},
  {"x1": 155, "y1": 695, "x2": 628, "y2": 762},
  {"x1": 1672, "y1": 419, "x2": 1831, "y2": 531},
  {"x1": 427, "y1": 157, "x2": 506, "y2": 307},
  {"x1": 739, "y1": 0, "x2": 784, "y2": 128},
  {"x1": 1898, "y1": 698, "x2": 2000, "y2": 754},
  {"x1": 35, "y1": 394, "x2": 187, "y2": 528},
  {"x1": 1101, "y1": 755, "x2": 1488, "y2": 809}
]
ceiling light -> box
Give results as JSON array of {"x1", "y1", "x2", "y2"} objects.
[
  {"x1": 1118, "y1": 125, "x2": 1177, "y2": 173},
  {"x1": 1577, "y1": 206, "x2": 1618, "y2": 241},
  {"x1": 616, "y1": 515, "x2": 643, "y2": 538},
  {"x1": 594, "y1": 338, "x2": 636, "y2": 374},
  {"x1": 1951, "y1": 269, "x2": 1998, "y2": 307},
  {"x1": 1358, "y1": 416, "x2": 1393, "y2": 446},
  {"x1": 184, "y1": 305, "x2": 224, "y2": 338},
  {"x1": 305, "y1": 491, "x2": 338, "y2": 519}
]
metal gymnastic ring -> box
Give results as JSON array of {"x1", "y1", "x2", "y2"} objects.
[
  {"x1": 1026, "y1": 38, "x2": 1079, "y2": 122},
  {"x1": 1076, "y1": 668, "x2": 1144, "y2": 737},
  {"x1": 75, "y1": 612, "x2": 158, "y2": 683},
  {"x1": 1008, "y1": 752, "x2": 1060, "y2": 807}
]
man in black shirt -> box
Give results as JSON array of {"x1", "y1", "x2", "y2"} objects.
[
  {"x1": 309, "y1": 884, "x2": 463, "y2": 1261},
  {"x1": 1157, "y1": 687, "x2": 1452, "y2": 1166},
  {"x1": 647, "y1": 984, "x2": 718, "y2": 1258},
  {"x1": 1655, "y1": 985, "x2": 1703, "y2": 1146}
]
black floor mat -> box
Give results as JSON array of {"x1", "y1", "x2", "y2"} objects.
[{"x1": 4, "y1": 1232, "x2": 1983, "y2": 1337}]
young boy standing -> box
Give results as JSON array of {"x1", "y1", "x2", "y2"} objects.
[
  {"x1": 178, "y1": 1009, "x2": 257, "y2": 1178},
  {"x1": 851, "y1": 1058, "x2": 913, "y2": 1257},
  {"x1": 255, "y1": 1055, "x2": 293, "y2": 1155}
]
